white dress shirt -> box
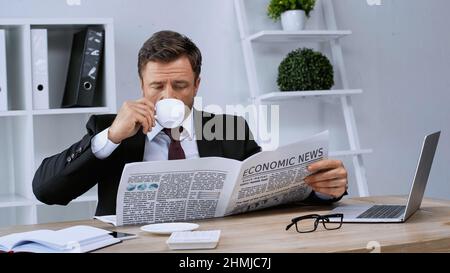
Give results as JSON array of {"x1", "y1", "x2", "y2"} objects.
[{"x1": 91, "y1": 108, "x2": 199, "y2": 160}]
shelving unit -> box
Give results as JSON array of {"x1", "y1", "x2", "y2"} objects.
[
  {"x1": 257, "y1": 89, "x2": 363, "y2": 102},
  {"x1": 247, "y1": 30, "x2": 351, "y2": 43},
  {"x1": 234, "y1": 0, "x2": 371, "y2": 196},
  {"x1": 0, "y1": 194, "x2": 34, "y2": 208},
  {"x1": 329, "y1": 149, "x2": 372, "y2": 158},
  {"x1": 0, "y1": 110, "x2": 27, "y2": 117},
  {"x1": 0, "y1": 18, "x2": 116, "y2": 227},
  {"x1": 32, "y1": 107, "x2": 110, "y2": 116}
]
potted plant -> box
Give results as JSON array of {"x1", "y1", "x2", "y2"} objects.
[
  {"x1": 267, "y1": 0, "x2": 316, "y2": 31},
  {"x1": 277, "y1": 48, "x2": 334, "y2": 91}
]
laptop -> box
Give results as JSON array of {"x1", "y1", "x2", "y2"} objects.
[{"x1": 330, "y1": 131, "x2": 440, "y2": 223}]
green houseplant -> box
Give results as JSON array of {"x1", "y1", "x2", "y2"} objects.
[
  {"x1": 277, "y1": 48, "x2": 334, "y2": 91},
  {"x1": 267, "y1": 0, "x2": 316, "y2": 30}
]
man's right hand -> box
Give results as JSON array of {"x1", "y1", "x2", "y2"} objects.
[{"x1": 108, "y1": 98, "x2": 156, "y2": 144}]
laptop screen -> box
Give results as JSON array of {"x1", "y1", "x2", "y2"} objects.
[{"x1": 404, "y1": 131, "x2": 440, "y2": 220}]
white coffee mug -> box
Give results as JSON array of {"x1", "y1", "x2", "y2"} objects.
[{"x1": 155, "y1": 98, "x2": 186, "y2": 128}]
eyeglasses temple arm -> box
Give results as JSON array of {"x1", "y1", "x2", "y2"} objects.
[{"x1": 286, "y1": 222, "x2": 295, "y2": 231}]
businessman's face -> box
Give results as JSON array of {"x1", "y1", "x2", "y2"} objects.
[{"x1": 140, "y1": 56, "x2": 200, "y2": 109}]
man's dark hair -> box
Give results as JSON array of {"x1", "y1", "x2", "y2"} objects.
[{"x1": 138, "y1": 30, "x2": 202, "y2": 80}]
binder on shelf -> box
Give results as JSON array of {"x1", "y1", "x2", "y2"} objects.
[
  {"x1": 31, "y1": 29, "x2": 50, "y2": 110},
  {"x1": 0, "y1": 29, "x2": 8, "y2": 111},
  {"x1": 62, "y1": 27, "x2": 104, "y2": 108}
]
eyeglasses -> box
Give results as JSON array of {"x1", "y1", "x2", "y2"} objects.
[{"x1": 286, "y1": 213, "x2": 344, "y2": 233}]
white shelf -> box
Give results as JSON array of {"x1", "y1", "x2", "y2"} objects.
[
  {"x1": 32, "y1": 107, "x2": 111, "y2": 116},
  {"x1": 72, "y1": 193, "x2": 98, "y2": 203},
  {"x1": 35, "y1": 192, "x2": 98, "y2": 205},
  {"x1": 257, "y1": 89, "x2": 362, "y2": 102},
  {"x1": 0, "y1": 110, "x2": 27, "y2": 117},
  {"x1": 247, "y1": 30, "x2": 352, "y2": 43},
  {"x1": 330, "y1": 149, "x2": 373, "y2": 157},
  {"x1": 0, "y1": 194, "x2": 34, "y2": 208},
  {"x1": 0, "y1": 18, "x2": 113, "y2": 26},
  {"x1": 0, "y1": 108, "x2": 112, "y2": 116}
]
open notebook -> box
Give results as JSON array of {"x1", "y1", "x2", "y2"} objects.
[{"x1": 0, "y1": 225, "x2": 121, "y2": 253}]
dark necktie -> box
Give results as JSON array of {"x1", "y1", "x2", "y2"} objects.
[{"x1": 163, "y1": 127, "x2": 186, "y2": 160}]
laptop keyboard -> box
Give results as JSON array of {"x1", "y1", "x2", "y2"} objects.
[{"x1": 357, "y1": 205, "x2": 406, "y2": 219}]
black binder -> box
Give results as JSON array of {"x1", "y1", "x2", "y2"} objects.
[{"x1": 62, "y1": 27, "x2": 104, "y2": 107}]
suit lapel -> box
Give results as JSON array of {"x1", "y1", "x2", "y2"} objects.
[{"x1": 194, "y1": 109, "x2": 224, "y2": 158}]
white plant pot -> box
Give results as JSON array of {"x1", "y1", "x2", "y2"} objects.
[{"x1": 281, "y1": 10, "x2": 307, "y2": 31}]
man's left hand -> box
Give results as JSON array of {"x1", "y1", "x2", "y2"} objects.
[{"x1": 304, "y1": 159, "x2": 348, "y2": 198}]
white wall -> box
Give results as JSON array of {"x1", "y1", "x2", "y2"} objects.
[
  {"x1": 335, "y1": 0, "x2": 450, "y2": 199},
  {"x1": 0, "y1": 0, "x2": 448, "y2": 200}
]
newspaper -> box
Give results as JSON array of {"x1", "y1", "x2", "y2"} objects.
[{"x1": 113, "y1": 131, "x2": 329, "y2": 226}]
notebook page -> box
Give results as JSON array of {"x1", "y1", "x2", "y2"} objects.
[{"x1": 0, "y1": 230, "x2": 53, "y2": 251}]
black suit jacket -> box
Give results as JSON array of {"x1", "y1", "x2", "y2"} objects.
[{"x1": 33, "y1": 110, "x2": 341, "y2": 216}]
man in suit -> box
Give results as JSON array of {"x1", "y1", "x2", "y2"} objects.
[{"x1": 33, "y1": 30, "x2": 348, "y2": 216}]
